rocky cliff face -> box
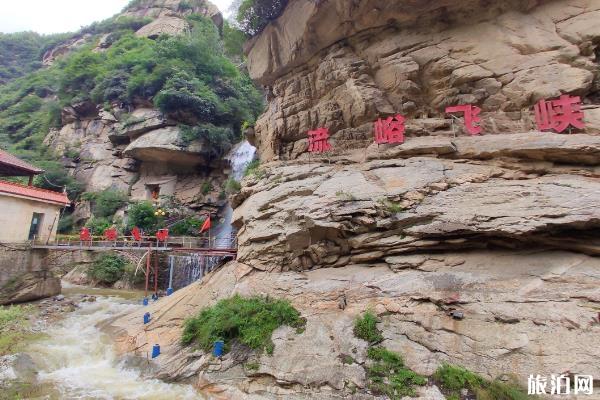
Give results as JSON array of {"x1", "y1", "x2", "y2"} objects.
[
  {"x1": 42, "y1": 0, "x2": 230, "y2": 221},
  {"x1": 110, "y1": 0, "x2": 600, "y2": 398}
]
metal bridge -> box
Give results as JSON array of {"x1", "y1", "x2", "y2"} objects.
[
  {"x1": 30, "y1": 235, "x2": 238, "y2": 257},
  {"x1": 31, "y1": 234, "x2": 238, "y2": 297}
]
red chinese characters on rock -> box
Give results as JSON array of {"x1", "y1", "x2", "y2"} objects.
[
  {"x1": 373, "y1": 115, "x2": 406, "y2": 144},
  {"x1": 534, "y1": 95, "x2": 585, "y2": 133},
  {"x1": 445, "y1": 104, "x2": 482, "y2": 135},
  {"x1": 307, "y1": 127, "x2": 332, "y2": 154}
]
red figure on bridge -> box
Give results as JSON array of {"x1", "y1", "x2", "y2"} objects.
[
  {"x1": 307, "y1": 127, "x2": 332, "y2": 153},
  {"x1": 131, "y1": 226, "x2": 142, "y2": 242},
  {"x1": 446, "y1": 104, "x2": 482, "y2": 135},
  {"x1": 156, "y1": 229, "x2": 169, "y2": 242},
  {"x1": 104, "y1": 227, "x2": 118, "y2": 241},
  {"x1": 79, "y1": 227, "x2": 91, "y2": 242},
  {"x1": 534, "y1": 95, "x2": 585, "y2": 133},
  {"x1": 373, "y1": 115, "x2": 406, "y2": 144}
]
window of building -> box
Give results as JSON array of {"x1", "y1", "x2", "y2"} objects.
[{"x1": 28, "y1": 212, "x2": 44, "y2": 241}]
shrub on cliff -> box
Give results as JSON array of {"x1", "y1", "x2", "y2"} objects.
[
  {"x1": 236, "y1": 0, "x2": 289, "y2": 36},
  {"x1": 127, "y1": 201, "x2": 159, "y2": 233},
  {"x1": 83, "y1": 189, "x2": 128, "y2": 219},
  {"x1": 433, "y1": 364, "x2": 530, "y2": 400},
  {"x1": 88, "y1": 254, "x2": 128, "y2": 285},
  {"x1": 354, "y1": 311, "x2": 383, "y2": 344},
  {"x1": 182, "y1": 294, "x2": 304, "y2": 354},
  {"x1": 171, "y1": 216, "x2": 206, "y2": 236}
]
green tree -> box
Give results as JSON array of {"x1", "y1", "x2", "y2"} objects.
[{"x1": 128, "y1": 201, "x2": 159, "y2": 232}]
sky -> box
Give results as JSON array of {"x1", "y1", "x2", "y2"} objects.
[{"x1": 0, "y1": 0, "x2": 234, "y2": 34}]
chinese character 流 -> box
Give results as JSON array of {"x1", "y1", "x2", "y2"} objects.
[{"x1": 308, "y1": 127, "x2": 332, "y2": 153}]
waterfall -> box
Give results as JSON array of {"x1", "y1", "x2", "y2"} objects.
[
  {"x1": 212, "y1": 140, "x2": 257, "y2": 247},
  {"x1": 168, "y1": 140, "x2": 256, "y2": 290}
]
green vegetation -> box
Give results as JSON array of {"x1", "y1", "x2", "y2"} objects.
[
  {"x1": 378, "y1": 198, "x2": 404, "y2": 214},
  {"x1": 244, "y1": 361, "x2": 259, "y2": 371},
  {"x1": 88, "y1": 253, "x2": 128, "y2": 285},
  {"x1": 171, "y1": 216, "x2": 206, "y2": 236},
  {"x1": 0, "y1": 13, "x2": 263, "y2": 200},
  {"x1": 201, "y1": 181, "x2": 213, "y2": 195},
  {"x1": 354, "y1": 311, "x2": 383, "y2": 344},
  {"x1": 244, "y1": 159, "x2": 265, "y2": 179},
  {"x1": 182, "y1": 294, "x2": 304, "y2": 355},
  {"x1": 179, "y1": 123, "x2": 237, "y2": 157},
  {"x1": 0, "y1": 32, "x2": 46, "y2": 84},
  {"x1": 336, "y1": 190, "x2": 356, "y2": 201},
  {"x1": 236, "y1": 0, "x2": 289, "y2": 36},
  {"x1": 367, "y1": 346, "x2": 427, "y2": 398},
  {"x1": 127, "y1": 201, "x2": 160, "y2": 233},
  {"x1": 0, "y1": 305, "x2": 39, "y2": 355},
  {"x1": 85, "y1": 217, "x2": 113, "y2": 235},
  {"x1": 225, "y1": 178, "x2": 241, "y2": 194},
  {"x1": 83, "y1": 189, "x2": 128, "y2": 219},
  {"x1": 57, "y1": 214, "x2": 76, "y2": 234},
  {"x1": 433, "y1": 364, "x2": 530, "y2": 400}
]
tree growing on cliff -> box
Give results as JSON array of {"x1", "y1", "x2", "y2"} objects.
[{"x1": 236, "y1": 0, "x2": 289, "y2": 36}]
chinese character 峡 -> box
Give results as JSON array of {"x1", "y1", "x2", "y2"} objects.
[
  {"x1": 550, "y1": 374, "x2": 571, "y2": 395},
  {"x1": 528, "y1": 374, "x2": 548, "y2": 395},
  {"x1": 574, "y1": 375, "x2": 594, "y2": 395},
  {"x1": 534, "y1": 95, "x2": 585, "y2": 133},
  {"x1": 373, "y1": 115, "x2": 406, "y2": 144},
  {"x1": 308, "y1": 127, "x2": 332, "y2": 153},
  {"x1": 446, "y1": 104, "x2": 482, "y2": 135}
]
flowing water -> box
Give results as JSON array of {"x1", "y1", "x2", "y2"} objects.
[{"x1": 23, "y1": 285, "x2": 204, "y2": 400}]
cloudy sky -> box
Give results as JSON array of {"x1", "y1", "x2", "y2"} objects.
[{"x1": 0, "y1": 0, "x2": 234, "y2": 34}]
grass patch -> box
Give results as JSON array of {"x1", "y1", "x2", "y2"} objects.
[
  {"x1": 182, "y1": 294, "x2": 305, "y2": 355},
  {"x1": 225, "y1": 178, "x2": 242, "y2": 194},
  {"x1": 244, "y1": 159, "x2": 266, "y2": 179},
  {"x1": 244, "y1": 361, "x2": 259, "y2": 371},
  {"x1": 433, "y1": 363, "x2": 531, "y2": 400},
  {"x1": 0, "y1": 305, "x2": 41, "y2": 356},
  {"x1": 367, "y1": 346, "x2": 427, "y2": 398},
  {"x1": 336, "y1": 190, "x2": 356, "y2": 201},
  {"x1": 354, "y1": 311, "x2": 383, "y2": 344},
  {"x1": 378, "y1": 198, "x2": 404, "y2": 213}
]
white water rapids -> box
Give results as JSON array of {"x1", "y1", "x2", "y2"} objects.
[{"x1": 26, "y1": 292, "x2": 203, "y2": 399}]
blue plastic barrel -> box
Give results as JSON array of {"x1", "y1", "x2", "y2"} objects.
[
  {"x1": 142, "y1": 298, "x2": 149, "y2": 306},
  {"x1": 213, "y1": 341, "x2": 224, "y2": 357},
  {"x1": 167, "y1": 287, "x2": 174, "y2": 296},
  {"x1": 151, "y1": 344, "x2": 160, "y2": 358},
  {"x1": 143, "y1": 312, "x2": 151, "y2": 324}
]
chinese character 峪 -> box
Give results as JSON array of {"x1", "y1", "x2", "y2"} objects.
[
  {"x1": 446, "y1": 104, "x2": 482, "y2": 135},
  {"x1": 373, "y1": 115, "x2": 406, "y2": 144},
  {"x1": 534, "y1": 95, "x2": 585, "y2": 133},
  {"x1": 574, "y1": 375, "x2": 594, "y2": 395},
  {"x1": 528, "y1": 374, "x2": 548, "y2": 395},
  {"x1": 307, "y1": 127, "x2": 332, "y2": 153}
]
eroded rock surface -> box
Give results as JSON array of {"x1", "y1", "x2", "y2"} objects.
[
  {"x1": 247, "y1": 0, "x2": 600, "y2": 161},
  {"x1": 109, "y1": 0, "x2": 600, "y2": 398}
]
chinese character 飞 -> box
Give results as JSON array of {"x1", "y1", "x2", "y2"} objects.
[
  {"x1": 550, "y1": 374, "x2": 571, "y2": 395},
  {"x1": 534, "y1": 95, "x2": 585, "y2": 133},
  {"x1": 528, "y1": 374, "x2": 548, "y2": 395},
  {"x1": 374, "y1": 115, "x2": 406, "y2": 144},
  {"x1": 446, "y1": 104, "x2": 482, "y2": 135},
  {"x1": 307, "y1": 127, "x2": 332, "y2": 154},
  {"x1": 574, "y1": 375, "x2": 594, "y2": 395}
]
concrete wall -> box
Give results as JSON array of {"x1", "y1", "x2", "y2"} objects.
[{"x1": 0, "y1": 195, "x2": 63, "y2": 243}]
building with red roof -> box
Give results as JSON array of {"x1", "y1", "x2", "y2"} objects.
[{"x1": 0, "y1": 150, "x2": 70, "y2": 243}]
